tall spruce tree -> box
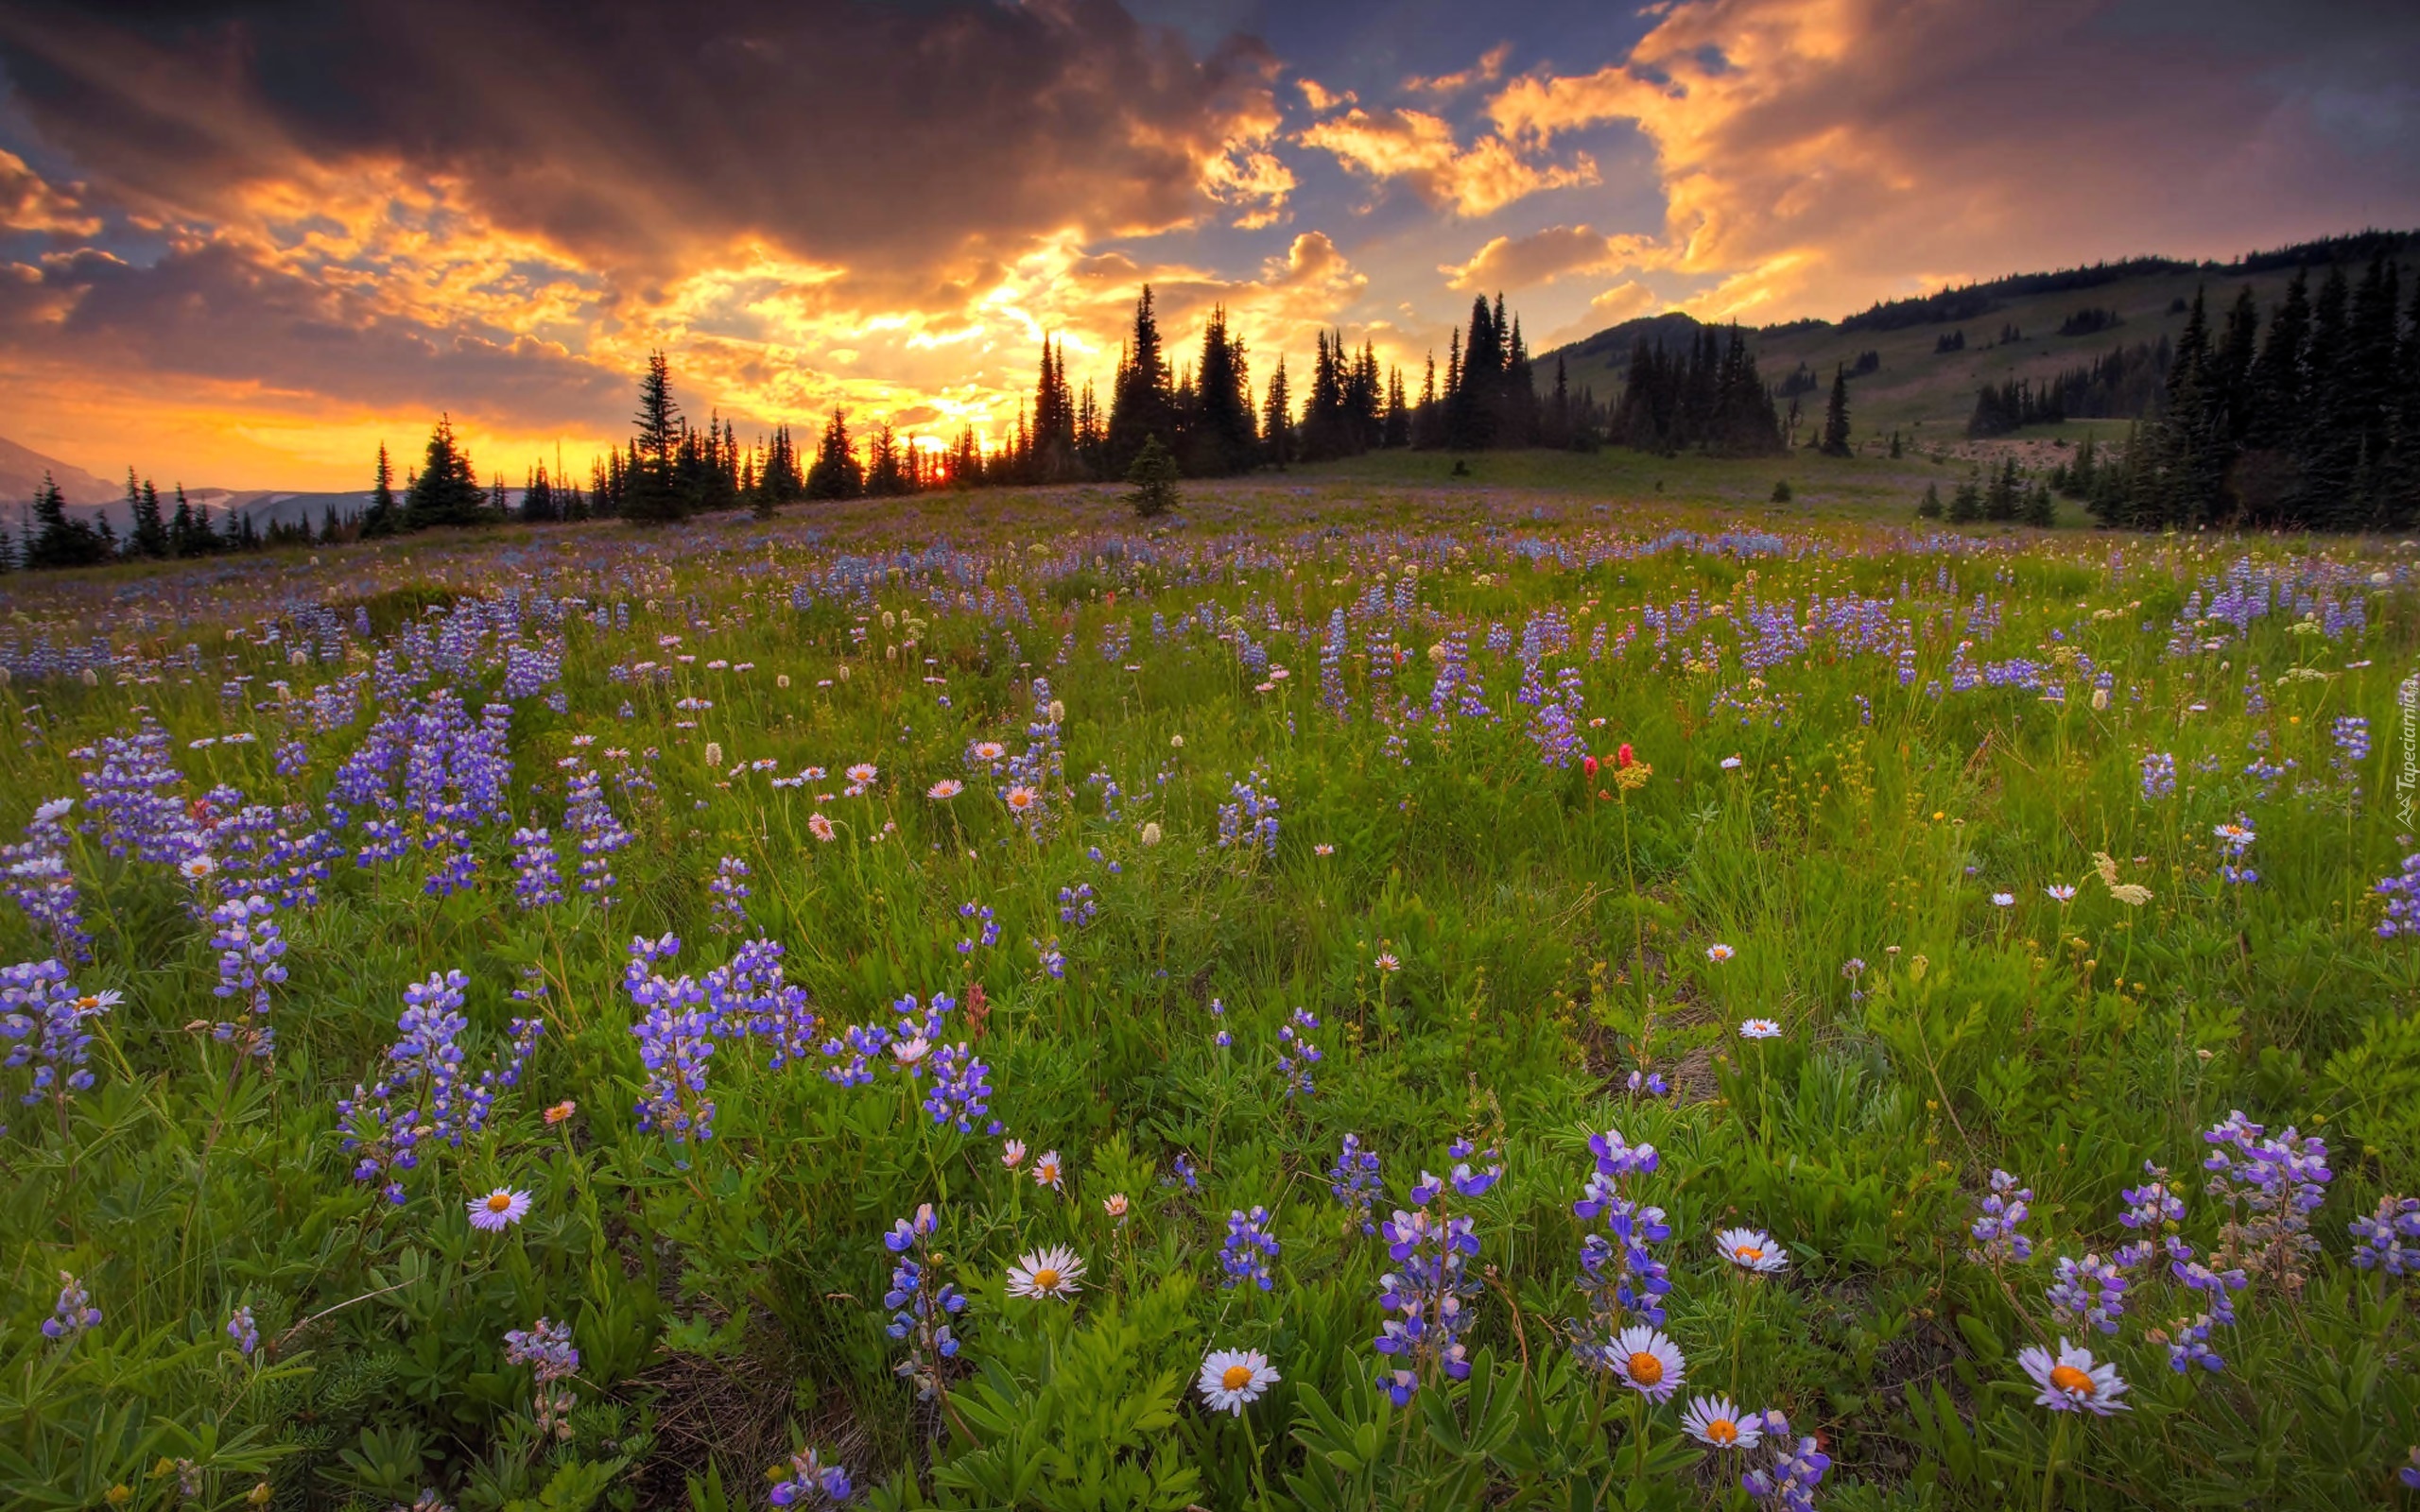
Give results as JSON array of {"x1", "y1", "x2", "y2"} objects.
[
  {"x1": 403, "y1": 414, "x2": 485, "y2": 529},
  {"x1": 1106, "y1": 286, "x2": 1177, "y2": 472},
  {"x1": 2292, "y1": 268, "x2": 2357, "y2": 528},
  {"x1": 805, "y1": 408, "x2": 863, "y2": 499},
  {"x1": 361, "y1": 442, "x2": 400, "y2": 538},
  {"x1": 624, "y1": 351, "x2": 687, "y2": 524},
  {"x1": 1188, "y1": 306, "x2": 1255, "y2": 476},
  {"x1": 1819, "y1": 365, "x2": 1853, "y2": 455},
  {"x1": 24, "y1": 472, "x2": 112, "y2": 569},
  {"x1": 1262, "y1": 356, "x2": 1292, "y2": 470},
  {"x1": 126, "y1": 469, "x2": 167, "y2": 558}
]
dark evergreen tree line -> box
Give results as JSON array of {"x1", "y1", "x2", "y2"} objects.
[
  {"x1": 2092, "y1": 257, "x2": 2420, "y2": 531},
  {"x1": 1605, "y1": 323, "x2": 1784, "y2": 456},
  {"x1": 1965, "y1": 336, "x2": 2174, "y2": 438}
]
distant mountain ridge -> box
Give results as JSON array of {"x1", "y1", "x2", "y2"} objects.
[
  {"x1": 1539, "y1": 227, "x2": 2418, "y2": 440},
  {"x1": 0, "y1": 435, "x2": 118, "y2": 508}
]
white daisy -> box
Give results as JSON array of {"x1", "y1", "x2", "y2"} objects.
[
  {"x1": 1005, "y1": 1246, "x2": 1084, "y2": 1301},
  {"x1": 1031, "y1": 1149, "x2": 1065, "y2": 1190},
  {"x1": 1715, "y1": 1228, "x2": 1789, "y2": 1274},
  {"x1": 467, "y1": 1188, "x2": 532, "y2": 1231},
  {"x1": 1681, "y1": 1395, "x2": 1761, "y2": 1449},
  {"x1": 1197, "y1": 1348, "x2": 1280, "y2": 1415},
  {"x1": 1705, "y1": 943, "x2": 1735, "y2": 963},
  {"x1": 1739, "y1": 1019, "x2": 1782, "y2": 1040},
  {"x1": 1609, "y1": 1324, "x2": 1685, "y2": 1401},
  {"x1": 2020, "y1": 1337, "x2": 2130, "y2": 1415}
]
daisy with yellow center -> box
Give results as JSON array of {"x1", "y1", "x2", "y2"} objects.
[
  {"x1": 1031, "y1": 1149, "x2": 1064, "y2": 1190},
  {"x1": 467, "y1": 1187, "x2": 532, "y2": 1232},
  {"x1": 1609, "y1": 1323, "x2": 1685, "y2": 1401},
  {"x1": 2019, "y1": 1337, "x2": 2130, "y2": 1415},
  {"x1": 1196, "y1": 1348, "x2": 1279, "y2": 1415},
  {"x1": 927, "y1": 779, "x2": 963, "y2": 799},
  {"x1": 1715, "y1": 1227, "x2": 1789, "y2": 1274},
  {"x1": 971, "y1": 742, "x2": 1007, "y2": 763},
  {"x1": 1005, "y1": 785, "x2": 1039, "y2": 813},
  {"x1": 807, "y1": 813, "x2": 836, "y2": 842},
  {"x1": 1005, "y1": 1246, "x2": 1084, "y2": 1301},
  {"x1": 1681, "y1": 1395, "x2": 1762, "y2": 1449}
]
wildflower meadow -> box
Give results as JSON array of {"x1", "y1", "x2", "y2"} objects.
[{"x1": 1, "y1": 488, "x2": 2416, "y2": 1511}]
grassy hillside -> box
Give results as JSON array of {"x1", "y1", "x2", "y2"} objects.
[{"x1": 1544, "y1": 235, "x2": 2418, "y2": 453}]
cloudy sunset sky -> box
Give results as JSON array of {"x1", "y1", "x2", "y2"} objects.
[{"x1": 2, "y1": 0, "x2": 2415, "y2": 490}]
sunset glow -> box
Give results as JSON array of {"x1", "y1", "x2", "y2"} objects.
[{"x1": 1, "y1": 0, "x2": 2414, "y2": 489}]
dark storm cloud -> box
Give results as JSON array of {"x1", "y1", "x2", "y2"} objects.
[{"x1": 0, "y1": 0, "x2": 1280, "y2": 290}]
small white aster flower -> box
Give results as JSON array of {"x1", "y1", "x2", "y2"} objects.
[
  {"x1": 1609, "y1": 1324, "x2": 1685, "y2": 1401},
  {"x1": 467, "y1": 1188, "x2": 532, "y2": 1231},
  {"x1": 1720, "y1": 755, "x2": 1742, "y2": 770},
  {"x1": 1197, "y1": 1348, "x2": 1280, "y2": 1415},
  {"x1": 1715, "y1": 1228, "x2": 1789, "y2": 1273},
  {"x1": 1705, "y1": 943, "x2": 1735, "y2": 963},
  {"x1": 1681, "y1": 1394, "x2": 1761, "y2": 1449},
  {"x1": 1739, "y1": 1018, "x2": 1781, "y2": 1040},
  {"x1": 927, "y1": 779, "x2": 963, "y2": 799},
  {"x1": 1991, "y1": 892, "x2": 2015, "y2": 907},
  {"x1": 2046, "y1": 885, "x2": 2077, "y2": 902},
  {"x1": 1005, "y1": 1245, "x2": 1084, "y2": 1301},
  {"x1": 2020, "y1": 1337, "x2": 2130, "y2": 1415},
  {"x1": 1031, "y1": 1149, "x2": 1065, "y2": 1190}
]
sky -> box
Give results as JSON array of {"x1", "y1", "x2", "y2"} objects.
[{"x1": 0, "y1": 0, "x2": 2415, "y2": 491}]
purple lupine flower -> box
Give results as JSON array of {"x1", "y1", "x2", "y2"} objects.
[
  {"x1": 2348, "y1": 1195, "x2": 2420, "y2": 1278},
  {"x1": 1275, "y1": 1006, "x2": 1322, "y2": 1099},
  {"x1": 504, "y1": 1317, "x2": 580, "y2": 1438},
  {"x1": 768, "y1": 1449, "x2": 854, "y2": 1506},
  {"x1": 1328, "y1": 1133, "x2": 1383, "y2": 1234},
  {"x1": 1572, "y1": 1125, "x2": 1672, "y2": 1364},
  {"x1": 2377, "y1": 852, "x2": 2420, "y2": 939},
  {"x1": 2046, "y1": 1254, "x2": 2129, "y2": 1335},
  {"x1": 882, "y1": 1203, "x2": 966, "y2": 1398},
  {"x1": 2, "y1": 799, "x2": 90, "y2": 961},
  {"x1": 1373, "y1": 1162, "x2": 1485, "y2": 1401},
  {"x1": 2139, "y1": 751, "x2": 2176, "y2": 801},
  {"x1": 627, "y1": 938, "x2": 718, "y2": 1158},
  {"x1": 1215, "y1": 765, "x2": 1280, "y2": 858},
  {"x1": 1739, "y1": 1409, "x2": 1831, "y2": 1512},
  {"x1": 1967, "y1": 1169, "x2": 2033, "y2": 1265},
  {"x1": 1318, "y1": 608, "x2": 1350, "y2": 719},
  {"x1": 1, "y1": 957, "x2": 115, "y2": 1119},
  {"x1": 2203, "y1": 1109, "x2": 2331, "y2": 1293},
  {"x1": 922, "y1": 1043, "x2": 994, "y2": 1133},
  {"x1": 337, "y1": 970, "x2": 535, "y2": 1204},
  {"x1": 1220, "y1": 1206, "x2": 1281, "y2": 1291},
  {"x1": 226, "y1": 1305, "x2": 259, "y2": 1357},
  {"x1": 208, "y1": 894, "x2": 286, "y2": 1057},
  {"x1": 710, "y1": 855, "x2": 752, "y2": 931},
  {"x1": 42, "y1": 1271, "x2": 101, "y2": 1343},
  {"x1": 510, "y1": 828, "x2": 563, "y2": 909}
]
